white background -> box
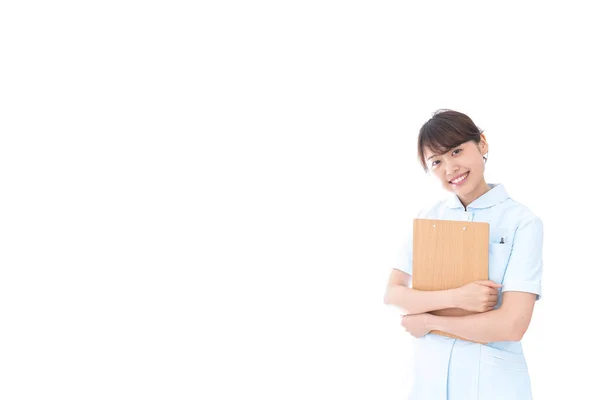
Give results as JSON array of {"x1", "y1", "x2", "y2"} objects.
[{"x1": 1, "y1": 1, "x2": 598, "y2": 399}]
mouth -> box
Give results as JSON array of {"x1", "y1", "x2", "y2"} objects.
[{"x1": 449, "y1": 171, "x2": 469, "y2": 186}]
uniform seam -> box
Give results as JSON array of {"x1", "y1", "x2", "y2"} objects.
[
  {"x1": 477, "y1": 345, "x2": 482, "y2": 400},
  {"x1": 446, "y1": 339, "x2": 456, "y2": 399}
]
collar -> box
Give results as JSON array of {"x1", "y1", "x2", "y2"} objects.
[{"x1": 444, "y1": 183, "x2": 510, "y2": 210}]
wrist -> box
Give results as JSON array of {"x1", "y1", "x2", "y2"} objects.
[
  {"x1": 447, "y1": 288, "x2": 460, "y2": 309},
  {"x1": 426, "y1": 313, "x2": 439, "y2": 331}
]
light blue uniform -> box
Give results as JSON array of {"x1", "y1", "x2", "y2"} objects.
[{"x1": 395, "y1": 183, "x2": 543, "y2": 400}]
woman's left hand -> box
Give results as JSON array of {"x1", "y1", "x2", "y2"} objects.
[{"x1": 401, "y1": 313, "x2": 432, "y2": 338}]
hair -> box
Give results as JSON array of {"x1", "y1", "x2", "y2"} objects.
[{"x1": 417, "y1": 109, "x2": 485, "y2": 172}]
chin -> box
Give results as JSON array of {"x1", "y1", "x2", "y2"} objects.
[
  {"x1": 445, "y1": 183, "x2": 469, "y2": 194},
  {"x1": 441, "y1": 185, "x2": 459, "y2": 194}
]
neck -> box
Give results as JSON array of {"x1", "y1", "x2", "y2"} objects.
[{"x1": 458, "y1": 180, "x2": 491, "y2": 208}]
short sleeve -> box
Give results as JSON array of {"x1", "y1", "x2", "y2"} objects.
[
  {"x1": 393, "y1": 227, "x2": 413, "y2": 276},
  {"x1": 502, "y1": 216, "x2": 544, "y2": 300},
  {"x1": 393, "y1": 209, "x2": 424, "y2": 276}
]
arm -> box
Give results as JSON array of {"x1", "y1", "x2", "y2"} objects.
[
  {"x1": 413, "y1": 216, "x2": 543, "y2": 342},
  {"x1": 426, "y1": 291, "x2": 537, "y2": 343},
  {"x1": 401, "y1": 216, "x2": 543, "y2": 341},
  {"x1": 384, "y1": 269, "x2": 457, "y2": 315}
]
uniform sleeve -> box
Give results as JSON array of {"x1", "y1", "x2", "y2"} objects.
[
  {"x1": 393, "y1": 227, "x2": 414, "y2": 276},
  {"x1": 393, "y1": 209, "x2": 424, "y2": 277},
  {"x1": 502, "y1": 216, "x2": 544, "y2": 300}
]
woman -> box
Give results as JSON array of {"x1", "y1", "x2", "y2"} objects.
[{"x1": 384, "y1": 110, "x2": 543, "y2": 399}]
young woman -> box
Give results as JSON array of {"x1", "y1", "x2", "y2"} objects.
[{"x1": 384, "y1": 110, "x2": 543, "y2": 399}]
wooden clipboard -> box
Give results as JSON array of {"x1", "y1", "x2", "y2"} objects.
[{"x1": 412, "y1": 218, "x2": 489, "y2": 342}]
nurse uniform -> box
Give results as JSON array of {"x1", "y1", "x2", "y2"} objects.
[{"x1": 395, "y1": 183, "x2": 543, "y2": 400}]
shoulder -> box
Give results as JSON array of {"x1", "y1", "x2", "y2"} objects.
[
  {"x1": 416, "y1": 198, "x2": 448, "y2": 219},
  {"x1": 501, "y1": 197, "x2": 543, "y2": 227}
]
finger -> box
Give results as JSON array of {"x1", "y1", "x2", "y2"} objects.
[
  {"x1": 489, "y1": 286, "x2": 502, "y2": 295},
  {"x1": 476, "y1": 280, "x2": 503, "y2": 288}
]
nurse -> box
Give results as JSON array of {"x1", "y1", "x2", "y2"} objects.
[{"x1": 384, "y1": 109, "x2": 543, "y2": 400}]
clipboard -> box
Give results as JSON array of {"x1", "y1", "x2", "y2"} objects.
[{"x1": 412, "y1": 218, "x2": 489, "y2": 342}]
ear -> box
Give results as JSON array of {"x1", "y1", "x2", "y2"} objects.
[{"x1": 479, "y1": 133, "x2": 488, "y2": 155}]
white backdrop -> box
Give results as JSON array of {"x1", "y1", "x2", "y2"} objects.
[{"x1": 1, "y1": 1, "x2": 598, "y2": 399}]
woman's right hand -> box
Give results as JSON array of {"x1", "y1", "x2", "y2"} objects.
[{"x1": 453, "y1": 280, "x2": 502, "y2": 312}]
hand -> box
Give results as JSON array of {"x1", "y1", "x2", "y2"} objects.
[
  {"x1": 401, "y1": 313, "x2": 431, "y2": 338},
  {"x1": 453, "y1": 280, "x2": 502, "y2": 312}
]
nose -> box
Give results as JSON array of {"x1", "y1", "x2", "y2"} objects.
[{"x1": 446, "y1": 162, "x2": 459, "y2": 176}]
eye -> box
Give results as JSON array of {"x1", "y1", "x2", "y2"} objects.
[
  {"x1": 430, "y1": 160, "x2": 440, "y2": 167},
  {"x1": 452, "y1": 148, "x2": 462, "y2": 155}
]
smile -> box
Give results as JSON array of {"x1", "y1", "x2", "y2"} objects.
[{"x1": 449, "y1": 172, "x2": 469, "y2": 185}]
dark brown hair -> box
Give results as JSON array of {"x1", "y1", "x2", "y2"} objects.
[{"x1": 417, "y1": 109, "x2": 484, "y2": 171}]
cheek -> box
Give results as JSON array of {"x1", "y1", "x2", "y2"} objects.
[
  {"x1": 431, "y1": 170, "x2": 447, "y2": 181},
  {"x1": 436, "y1": 173, "x2": 453, "y2": 186},
  {"x1": 469, "y1": 161, "x2": 485, "y2": 175}
]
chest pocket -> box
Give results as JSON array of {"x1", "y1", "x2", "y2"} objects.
[{"x1": 488, "y1": 228, "x2": 511, "y2": 285}]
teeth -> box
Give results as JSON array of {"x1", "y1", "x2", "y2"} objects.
[{"x1": 451, "y1": 173, "x2": 467, "y2": 184}]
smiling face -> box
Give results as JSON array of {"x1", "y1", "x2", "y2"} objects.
[
  {"x1": 417, "y1": 110, "x2": 492, "y2": 207},
  {"x1": 423, "y1": 136, "x2": 489, "y2": 207}
]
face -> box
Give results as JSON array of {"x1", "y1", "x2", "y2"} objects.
[{"x1": 423, "y1": 136, "x2": 489, "y2": 205}]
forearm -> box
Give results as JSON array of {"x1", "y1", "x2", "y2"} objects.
[
  {"x1": 384, "y1": 284, "x2": 456, "y2": 315},
  {"x1": 427, "y1": 309, "x2": 521, "y2": 343}
]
